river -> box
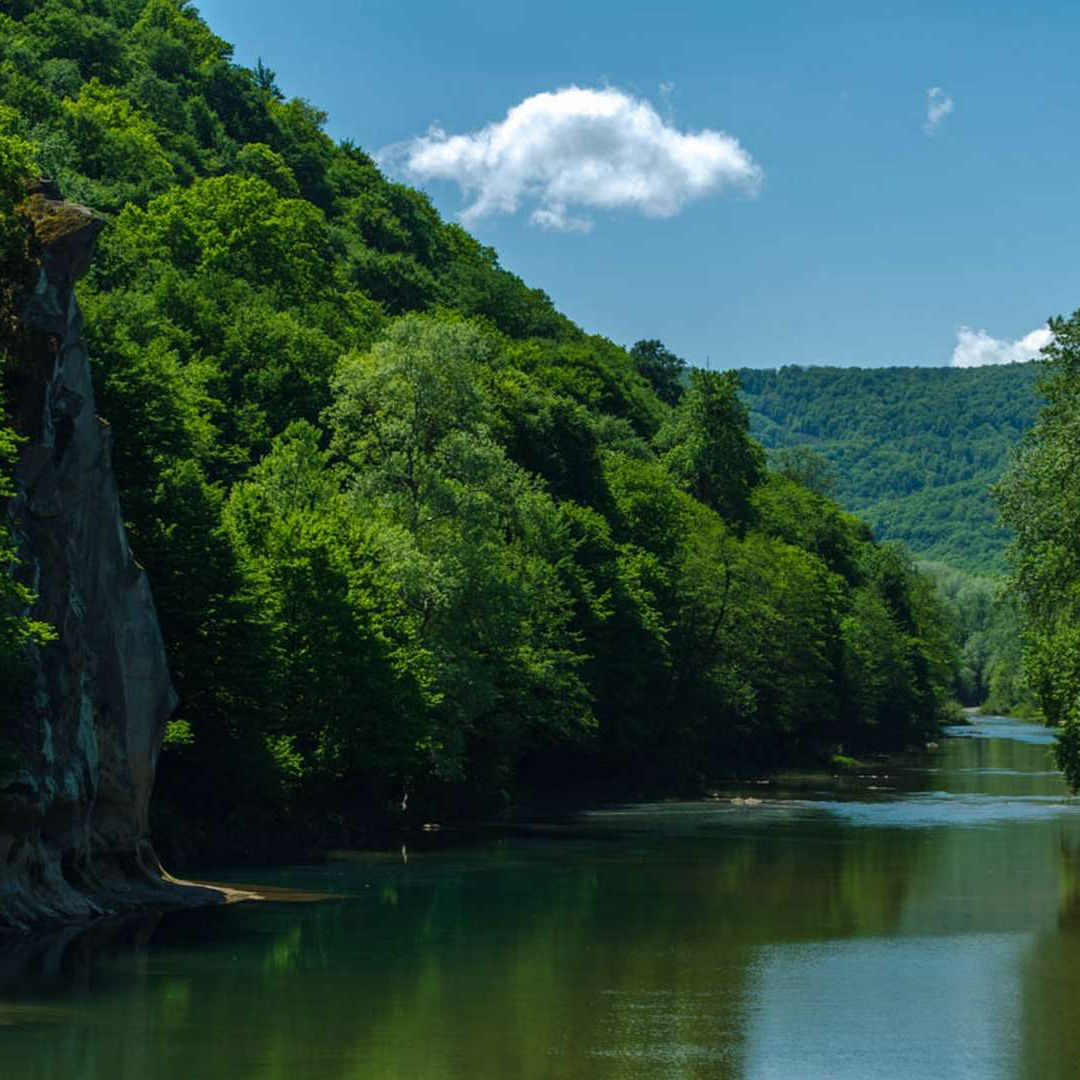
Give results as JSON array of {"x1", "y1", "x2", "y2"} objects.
[{"x1": 3, "y1": 716, "x2": 1080, "y2": 1079}]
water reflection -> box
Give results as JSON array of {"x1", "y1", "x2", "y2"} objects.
[
  {"x1": 943, "y1": 719, "x2": 1057, "y2": 745},
  {"x1": 1, "y1": 717, "x2": 1079, "y2": 1078},
  {"x1": 746, "y1": 933, "x2": 1028, "y2": 1080}
]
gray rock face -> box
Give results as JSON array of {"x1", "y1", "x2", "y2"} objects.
[{"x1": 0, "y1": 190, "x2": 221, "y2": 929}]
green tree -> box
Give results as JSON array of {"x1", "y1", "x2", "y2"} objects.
[
  {"x1": 629, "y1": 338, "x2": 686, "y2": 405},
  {"x1": 770, "y1": 444, "x2": 835, "y2": 497},
  {"x1": 657, "y1": 369, "x2": 764, "y2": 529},
  {"x1": 327, "y1": 314, "x2": 591, "y2": 803},
  {"x1": 62, "y1": 79, "x2": 175, "y2": 207},
  {"x1": 223, "y1": 420, "x2": 428, "y2": 812},
  {"x1": 0, "y1": 133, "x2": 55, "y2": 699},
  {"x1": 998, "y1": 312, "x2": 1080, "y2": 782}
]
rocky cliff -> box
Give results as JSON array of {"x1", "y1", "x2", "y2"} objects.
[{"x1": 0, "y1": 183, "x2": 222, "y2": 929}]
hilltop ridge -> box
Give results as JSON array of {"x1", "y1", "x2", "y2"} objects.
[{"x1": 739, "y1": 362, "x2": 1042, "y2": 572}]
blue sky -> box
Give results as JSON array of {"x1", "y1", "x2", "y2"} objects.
[{"x1": 196, "y1": 0, "x2": 1080, "y2": 368}]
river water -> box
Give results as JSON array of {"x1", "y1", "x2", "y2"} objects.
[{"x1": 3, "y1": 716, "x2": 1080, "y2": 1079}]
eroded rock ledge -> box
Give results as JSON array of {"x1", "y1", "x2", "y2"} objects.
[{"x1": 0, "y1": 183, "x2": 225, "y2": 929}]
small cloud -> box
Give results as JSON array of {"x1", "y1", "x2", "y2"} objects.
[
  {"x1": 950, "y1": 324, "x2": 1052, "y2": 367},
  {"x1": 659, "y1": 81, "x2": 676, "y2": 96},
  {"x1": 924, "y1": 87, "x2": 954, "y2": 136},
  {"x1": 530, "y1": 203, "x2": 592, "y2": 232},
  {"x1": 385, "y1": 85, "x2": 762, "y2": 233}
]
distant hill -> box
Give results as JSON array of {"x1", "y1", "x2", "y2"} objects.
[{"x1": 738, "y1": 363, "x2": 1043, "y2": 572}]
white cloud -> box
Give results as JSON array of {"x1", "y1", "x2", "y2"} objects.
[
  {"x1": 924, "y1": 87, "x2": 954, "y2": 135},
  {"x1": 529, "y1": 205, "x2": 592, "y2": 232},
  {"x1": 950, "y1": 325, "x2": 1052, "y2": 367},
  {"x1": 387, "y1": 86, "x2": 762, "y2": 233}
]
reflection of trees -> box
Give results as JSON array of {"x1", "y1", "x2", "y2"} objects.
[
  {"x1": 0, "y1": 911, "x2": 163, "y2": 994},
  {"x1": 0, "y1": 816, "x2": 926, "y2": 1080},
  {"x1": 0, "y1": 913, "x2": 168, "y2": 1077},
  {"x1": 1051, "y1": 830, "x2": 1080, "y2": 930},
  {"x1": 912, "y1": 726, "x2": 1078, "y2": 1078},
  {"x1": 898, "y1": 732, "x2": 1061, "y2": 798},
  {"x1": 1016, "y1": 833, "x2": 1080, "y2": 1080}
]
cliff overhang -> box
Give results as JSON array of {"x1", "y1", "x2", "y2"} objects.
[{"x1": 0, "y1": 182, "x2": 225, "y2": 929}]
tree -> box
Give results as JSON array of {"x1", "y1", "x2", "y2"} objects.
[
  {"x1": 327, "y1": 314, "x2": 591, "y2": 801},
  {"x1": 0, "y1": 133, "x2": 56, "y2": 700},
  {"x1": 998, "y1": 311, "x2": 1080, "y2": 783},
  {"x1": 224, "y1": 420, "x2": 427, "y2": 810},
  {"x1": 656, "y1": 369, "x2": 764, "y2": 529},
  {"x1": 771, "y1": 444, "x2": 835, "y2": 497},
  {"x1": 629, "y1": 338, "x2": 686, "y2": 405},
  {"x1": 252, "y1": 58, "x2": 283, "y2": 100}
]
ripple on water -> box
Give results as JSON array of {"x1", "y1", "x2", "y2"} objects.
[
  {"x1": 913, "y1": 768, "x2": 1062, "y2": 777},
  {"x1": 584, "y1": 790, "x2": 1080, "y2": 832},
  {"x1": 810, "y1": 792, "x2": 1079, "y2": 828},
  {"x1": 944, "y1": 718, "x2": 1057, "y2": 745}
]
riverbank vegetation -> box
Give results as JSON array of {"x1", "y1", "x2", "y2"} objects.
[
  {"x1": 0, "y1": 1, "x2": 958, "y2": 856},
  {"x1": 0, "y1": 130, "x2": 55, "y2": 695},
  {"x1": 917, "y1": 562, "x2": 1030, "y2": 716},
  {"x1": 999, "y1": 314, "x2": 1080, "y2": 785}
]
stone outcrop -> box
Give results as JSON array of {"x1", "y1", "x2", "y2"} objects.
[{"x1": 0, "y1": 183, "x2": 223, "y2": 929}]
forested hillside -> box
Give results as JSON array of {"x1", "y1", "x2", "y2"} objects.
[
  {"x1": 0, "y1": 0, "x2": 957, "y2": 858},
  {"x1": 739, "y1": 364, "x2": 1041, "y2": 572}
]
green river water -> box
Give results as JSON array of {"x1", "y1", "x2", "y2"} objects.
[{"x1": 3, "y1": 716, "x2": 1080, "y2": 1079}]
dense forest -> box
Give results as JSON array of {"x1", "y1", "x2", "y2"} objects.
[
  {"x1": 739, "y1": 364, "x2": 1041, "y2": 572},
  {"x1": 917, "y1": 562, "x2": 1028, "y2": 714},
  {"x1": 0, "y1": 0, "x2": 959, "y2": 857},
  {"x1": 735, "y1": 364, "x2": 1040, "y2": 716}
]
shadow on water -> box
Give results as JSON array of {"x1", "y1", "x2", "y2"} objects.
[{"x1": 1, "y1": 715, "x2": 1079, "y2": 1079}]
